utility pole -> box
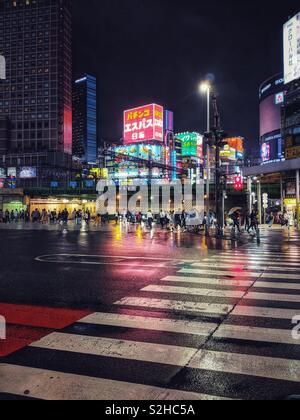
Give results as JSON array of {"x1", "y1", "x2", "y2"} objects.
[{"x1": 204, "y1": 93, "x2": 227, "y2": 237}]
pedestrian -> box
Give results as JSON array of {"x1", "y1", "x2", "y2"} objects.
[
  {"x1": 231, "y1": 211, "x2": 241, "y2": 233},
  {"x1": 181, "y1": 210, "x2": 187, "y2": 231},
  {"x1": 248, "y1": 210, "x2": 258, "y2": 233},
  {"x1": 147, "y1": 210, "x2": 154, "y2": 230},
  {"x1": 174, "y1": 211, "x2": 181, "y2": 230}
]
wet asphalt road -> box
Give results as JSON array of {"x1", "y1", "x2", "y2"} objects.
[
  {"x1": 0, "y1": 224, "x2": 237, "y2": 309},
  {"x1": 0, "y1": 223, "x2": 300, "y2": 400}
]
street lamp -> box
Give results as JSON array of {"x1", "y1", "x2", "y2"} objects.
[{"x1": 199, "y1": 82, "x2": 211, "y2": 208}]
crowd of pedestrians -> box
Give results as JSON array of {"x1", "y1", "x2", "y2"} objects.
[
  {"x1": 0, "y1": 208, "x2": 94, "y2": 225},
  {"x1": 114, "y1": 209, "x2": 191, "y2": 232},
  {"x1": 0, "y1": 209, "x2": 30, "y2": 223}
]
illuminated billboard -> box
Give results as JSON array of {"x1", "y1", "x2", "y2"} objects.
[
  {"x1": 284, "y1": 13, "x2": 300, "y2": 84},
  {"x1": 220, "y1": 145, "x2": 236, "y2": 161},
  {"x1": 176, "y1": 132, "x2": 203, "y2": 158},
  {"x1": 260, "y1": 94, "x2": 282, "y2": 138},
  {"x1": 124, "y1": 104, "x2": 164, "y2": 145},
  {"x1": 20, "y1": 167, "x2": 37, "y2": 179},
  {"x1": 115, "y1": 144, "x2": 163, "y2": 163}
]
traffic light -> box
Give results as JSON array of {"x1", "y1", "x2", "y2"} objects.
[{"x1": 233, "y1": 174, "x2": 243, "y2": 191}]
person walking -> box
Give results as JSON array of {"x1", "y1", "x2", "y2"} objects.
[
  {"x1": 248, "y1": 210, "x2": 258, "y2": 233},
  {"x1": 231, "y1": 211, "x2": 241, "y2": 233},
  {"x1": 147, "y1": 210, "x2": 154, "y2": 230},
  {"x1": 159, "y1": 210, "x2": 166, "y2": 229},
  {"x1": 181, "y1": 210, "x2": 187, "y2": 231}
]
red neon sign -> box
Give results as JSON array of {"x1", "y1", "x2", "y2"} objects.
[
  {"x1": 123, "y1": 104, "x2": 164, "y2": 145},
  {"x1": 234, "y1": 174, "x2": 244, "y2": 191}
]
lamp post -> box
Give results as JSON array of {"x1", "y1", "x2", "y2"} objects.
[{"x1": 200, "y1": 82, "x2": 211, "y2": 208}]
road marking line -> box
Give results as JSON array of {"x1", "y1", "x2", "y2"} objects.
[
  {"x1": 114, "y1": 297, "x2": 233, "y2": 316},
  {"x1": 80, "y1": 312, "x2": 300, "y2": 346},
  {"x1": 245, "y1": 291, "x2": 300, "y2": 303},
  {"x1": 206, "y1": 256, "x2": 299, "y2": 262},
  {"x1": 79, "y1": 312, "x2": 218, "y2": 336},
  {"x1": 261, "y1": 272, "x2": 300, "y2": 280},
  {"x1": 179, "y1": 269, "x2": 259, "y2": 278},
  {"x1": 188, "y1": 349, "x2": 300, "y2": 382},
  {"x1": 254, "y1": 282, "x2": 300, "y2": 291},
  {"x1": 162, "y1": 276, "x2": 254, "y2": 287},
  {"x1": 214, "y1": 324, "x2": 300, "y2": 346},
  {"x1": 0, "y1": 364, "x2": 230, "y2": 401},
  {"x1": 31, "y1": 333, "x2": 197, "y2": 367},
  {"x1": 142, "y1": 285, "x2": 244, "y2": 299},
  {"x1": 232, "y1": 305, "x2": 299, "y2": 320},
  {"x1": 181, "y1": 268, "x2": 300, "y2": 280},
  {"x1": 191, "y1": 263, "x2": 299, "y2": 272},
  {"x1": 202, "y1": 259, "x2": 300, "y2": 267},
  {"x1": 191, "y1": 263, "x2": 264, "y2": 269}
]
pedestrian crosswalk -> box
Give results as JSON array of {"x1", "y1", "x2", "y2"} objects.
[{"x1": 1, "y1": 246, "x2": 300, "y2": 400}]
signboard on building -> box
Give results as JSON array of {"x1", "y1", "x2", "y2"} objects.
[
  {"x1": 176, "y1": 132, "x2": 203, "y2": 158},
  {"x1": 284, "y1": 13, "x2": 300, "y2": 84},
  {"x1": 19, "y1": 167, "x2": 37, "y2": 179},
  {"x1": 285, "y1": 133, "x2": 300, "y2": 159},
  {"x1": 123, "y1": 104, "x2": 164, "y2": 145},
  {"x1": 220, "y1": 145, "x2": 236, "y2": 161}
]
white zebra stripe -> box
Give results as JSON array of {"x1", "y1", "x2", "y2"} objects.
[
  {"x1": 163, "y1": 276, "x2": 300, "y2": 290},
  {"x1": 232, "y1": 305, "x2": 299, "y2": 320},
  {"x1": 0, "y1": 364, "x2": 229, "y2": 400},
  {"x1": 254, "y1": 282, "x2": 300, "y2": 291},
  {"x1": 114, "y1": 297, "x2": 233, "y2": 316},
  {"x1": 79, "y1": 312, "x2": 218, "y2": 336},
  {"x1": 142, "y1": 285, "x2": 244, "y2": 299},
  {"x1": 190, "y1": 263, "x2": 299, "y2": 272},
  {"x1": 31, "y1": 333, "x2": 197, "y2": 366},
  {"x1": 188, "y1": 349, "x2": 300, "y2": 382},
  {"x1": 203, "y1": 259, "x2": 300, "y2": 268},
  {"x1": 180, "y1": 268, "x2": 300, "y2": 280},
  {"x1": 162, "y1": 276, "x2": 254, "y2": 287},
  {"x1": 206, "y1": 255, "x2": 299, "y2": 262},
  {"x1": 214, "y1": 324, "x2": 300, "y2": 345},
  {"x1": 179, "y1": 268, "x2": 259, "y2": 278},
  {"x1": 245, "y1": 291, "x2": 300, "y2": 303}
]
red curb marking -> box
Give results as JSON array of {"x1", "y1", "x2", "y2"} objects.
[
  {"x1": 0, "y1": 303, "x2": 91, "y2": 356},
  {"x1": 0, "y1": 326, "x2": 52, "y2": 357},
  {"x1": 0, "y1": 303, "x2": 91, "y2": 329}
]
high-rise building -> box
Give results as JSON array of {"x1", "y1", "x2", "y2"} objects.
[
  {"x1": 72, "y1": 74, "x2": 97, "y2": 164},
  {"x1": 0, "y1": 0, "x2": 72, "y2": 168}
]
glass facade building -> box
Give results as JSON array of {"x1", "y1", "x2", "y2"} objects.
[
  {"x1": 0, "y1": 0, "x2": 72, "y2": 164},
  {"x1": 72, "y1": 74, "x2": 97, "y2": 163}
]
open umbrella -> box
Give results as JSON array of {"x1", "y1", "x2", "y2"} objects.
[{"x1": 228, "y1": 207, "x2": 242, "y2": 215}]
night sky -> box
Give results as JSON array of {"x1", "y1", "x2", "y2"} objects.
[{"x1": 72, "y1": 0, "x2": 299, "y2": 153}]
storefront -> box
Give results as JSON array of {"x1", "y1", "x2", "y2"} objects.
[
  {"x1": 28, "y1": 196, "x2": 97, "y2": 217},
  {"x1": 0, "y1": 189, "x2": 26, "y2": 212},
  {"x1": 283, "y1": 198, "x2": 300, "y2": 225}
]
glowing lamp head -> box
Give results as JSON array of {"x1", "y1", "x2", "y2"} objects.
[{"x1": 200, "y1": 82, "x2": 210, "y2": 94}]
